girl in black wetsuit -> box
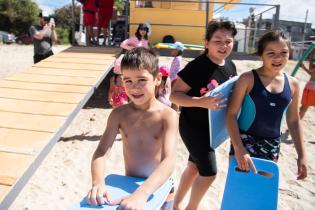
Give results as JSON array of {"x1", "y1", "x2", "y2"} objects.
[{"x1": 170, "y1": 20, "x2": 237, "y2": 210}]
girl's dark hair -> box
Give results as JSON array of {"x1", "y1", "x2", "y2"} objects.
[
  {"x1": 135, "y1": 23, "x2": 149, "y2": 41},
  {"x1": 205, "y1": 20, "x2": 237, "y2": 41},
  {"x1": 121, "y1": 47, "x2": 159, "y2": 77},
  {"x1": 257, "y1": 30, "x2": 290, "y2": 56}
]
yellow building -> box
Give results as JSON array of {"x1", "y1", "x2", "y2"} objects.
[{"x1": 129, "y1": 0, "x2": 240, "y2": 45}]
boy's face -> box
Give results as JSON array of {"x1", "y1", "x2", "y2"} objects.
[
  {"x1": 261, "y1": 39, "x2": 289, "y2": 73},
  {"x1": 122, "y1": 69, "x2": 161, "y2": 106},
  {"x1": 205, "y1": 29, "x2": 234, "y2": 64}
]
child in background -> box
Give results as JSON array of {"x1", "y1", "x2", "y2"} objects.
[
  {"x1": 170, "y1": 20, "x2": 237, "y2": 210},
  {"x1": 169, "y1": 42, "x2": 185, "y2": 82},
  {"x1": 108, "y1": 23, "x2": 150, "y2": 107},
  {"x1": 120, "y1": 23, "x2": 150, "y2": 50},
  {"x1": 226, "y1": 31, "x2": 307, "y2": 179},
  {"x1": 86, "y1": 48, "x2": 178, "y2": 210},
  {"x1": 107, "y1": 59, "x2": 128, "y2": 108},
  {"x1": 169, "y1": 42, "x2": 185, "y2": 111},
  {"x1": 157, "y1": 65, "x2": 172, "y2": 107},
  {"x1": 299, "y1": 48, "x2": 315, "y2": 119}
]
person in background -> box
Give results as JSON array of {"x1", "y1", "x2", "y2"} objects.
[
  {"x1": 169, "y1": 42, "x2": 185, "y2": 82},
  {"x1": 108, "y1": 56, "x2": 129, "y2": 108},
  {"x1": 226, "y1": 31, "x2": 307, "y2": 180},
  {"x1": 299, "y1": 48, "x2": 315, "y2": 119},
  {"x1": 120, "y1": 23, "x2": 150, "y2": 50},
  {"x1": 83, "y1": 0, "x2": 98, "y2": 46},
  {"x1": 29, "y1": 11, "x2": 57, "y2": 64},
  {"x1": 157, "y1": 65, "x2": 172, "y2": 107},
  {"x1": 169, "y1": 42, "x2": 185, "y2": 111},
  {"x1": 97, "y1": 0, "x2": 114, "y2": 46}
]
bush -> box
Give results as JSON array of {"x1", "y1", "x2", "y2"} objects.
[{"x1": 55, "y1": 27, "x2": 70, "y2": 44}]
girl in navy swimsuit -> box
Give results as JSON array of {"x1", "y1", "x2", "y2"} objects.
[{"x1": 226, "y1": 31, "x2": 307, "y2": 180}]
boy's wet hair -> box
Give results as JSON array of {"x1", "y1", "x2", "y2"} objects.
[
  {"x1": 257, "y1": 30, "x2": 290, "y2": 56},
  {"x1": 205, "y1": 20, "x2": 237, "y2": 41},
  {"x1": 121, "y1": 47, "x2": 159, "y2": 77}
]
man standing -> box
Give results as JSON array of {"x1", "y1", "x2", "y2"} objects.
[
  {"x1": 82, "y1": 0, "x2": 98, "y2": 46},
  {"x1": 29, "y1": 11, "x2": 57, "y2": 64},
  {"x1": 97, "y1": 0, "x2": 114, "y2": 46}
]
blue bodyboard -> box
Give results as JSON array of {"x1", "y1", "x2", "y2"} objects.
[
  {"x1": 221, "y1": 157, "x2": 279, "y2": 210},
  {"x1": 68, "y1": 174, "x2": 173, "y2": 210},
  {"x1": 208, "y1": 76, "x2": 239, "y2": 149}
]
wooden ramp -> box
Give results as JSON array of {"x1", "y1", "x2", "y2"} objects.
[{"x1": 0, "y1": 46, "x2": 119, "y2": 209}]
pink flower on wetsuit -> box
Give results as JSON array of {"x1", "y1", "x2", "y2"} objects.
[{"x1": 200, "y1": 79, "x2": 219, "y2": 95}]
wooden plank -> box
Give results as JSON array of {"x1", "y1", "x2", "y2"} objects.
[
  {"x1": 22, "y1": 67, "x2": 105, "y2": 78},
  {"x1": 0, "y1": 98, "x2": 77, "y2": 116},
  {"x1": 0, "y1": 152, "x2": 35, "y2": 201},
  {"x1": 0, "y1": 152, "x2": 34, "y2": 185},
  {"x1": 0, "y1": 88, "x2": 85, "y2": 104},
  {"x1": 0, "y1": 46, "x2": 116, "y2": 208},
  {"x1": 33, "y1": 61, "x2": 110, "y2": 70},
  {"x1": 64, "y1": 46, "x2": 119, "y2": 54},
  {"x1": 55, "y1": 52, "x2": 116, "y2": 59},
  {"x1": 0, "y1": 185, "x2": 11, "y2": 201},
  {"x1": 0, "y1": 128, "x2": 51, "y2": 152},
  {"x1": 4, "y1": 73, "x2": 96, "y2": 86},
  {"x1": 0, "y1": 80, "x2": 90, "y2": 94},
  {"x1": 44, "y1": 56, "x2": 114, "y2": 64},
  {"x1": 0, "y1": 177, "x2": 16, "y2": 187},
  {"x1": 0, "y1": 112, "x2": 65, "y2": 132}
]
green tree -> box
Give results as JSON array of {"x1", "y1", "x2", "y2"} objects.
[
  {"x1": 54, "y1": 3, "x2": 80, "y2": 31},
  {"x1": 0, "y1": 0, "x2": 39, "y2": 35}
]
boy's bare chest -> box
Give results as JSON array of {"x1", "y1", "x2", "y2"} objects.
[{"x1": 121, "y1": 113, "x2": 163, "y2": 139}]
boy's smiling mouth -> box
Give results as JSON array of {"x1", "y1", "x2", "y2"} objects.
[{"x1": 131, "y1": 94, "x2": 144, "y2": 99}]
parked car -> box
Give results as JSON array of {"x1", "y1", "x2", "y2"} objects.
[
  {"x1": 15, "y1": 34, "x2": 33, "y2": 45},
  {"x1": 0, "y1": 31, "x2": 16, "y2": 44}
]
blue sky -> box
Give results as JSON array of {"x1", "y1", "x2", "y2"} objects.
[{"x1": 34, "y1": 0, "x2": 315, "y2": 27}]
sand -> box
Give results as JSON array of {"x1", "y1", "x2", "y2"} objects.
[{"x1": 0, "y1": 44, "x2": 314, "y2": 210}]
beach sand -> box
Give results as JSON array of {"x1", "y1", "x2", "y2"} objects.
[{"x1": 0, "y1": 44, "x2": 314, "y2": 210}]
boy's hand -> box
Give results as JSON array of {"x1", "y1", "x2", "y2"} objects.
[
  {"x1": 297, "y1": 157, "x2": 307, "y2": 180},
  {"x1": 86, "y1": 184, "x2": 111, "y2": 206},
  {"x1": 198, "y1": 92, "x2": 227, "y2": 110},
  {"x1": 111, "y1": 191, "x2": 147, "y2": 210},
  {"x1": 234, "y1": 147, "x2": 257, "y2": 173}
]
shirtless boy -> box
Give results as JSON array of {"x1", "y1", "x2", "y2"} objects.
[{"x1": 86, "y1": 47, "x2": 178, "y2": 210}]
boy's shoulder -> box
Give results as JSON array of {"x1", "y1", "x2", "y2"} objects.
[{"x1": 157, "y1": 103, "x2": 178, "y2": 122}]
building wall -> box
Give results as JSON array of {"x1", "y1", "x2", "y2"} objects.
[{"x1": 129, "y1": 1, "x2": 214, "y2": 45}]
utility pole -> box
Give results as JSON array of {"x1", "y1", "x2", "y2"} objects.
[
  {"x1": 71, "y1": 0, "x2": 75, "y2": 45},
  {"x1": 301, "y1": 9, "x2": 309, "y2": 59},
  {"x1": 302, "y1": 9, "x2": 309, "y2": 42}
]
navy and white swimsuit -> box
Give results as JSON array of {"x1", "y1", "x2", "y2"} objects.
[{"x1": 231, "y1": 70, "x2": 292, "y2": 161}]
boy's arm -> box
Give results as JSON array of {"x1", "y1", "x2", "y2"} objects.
[
  {"x1": 115, "y1": 109, "x2": 179, "y2": 209},
  {"x1": 226, "y1": 73, "x2": 257, "y2": 173},
  {"x1": 286, "y1": 78, "x2": 307, "y2": 180},
  {"x1": 87, "y1": 109, "x2": 120, "y2": 205}
]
